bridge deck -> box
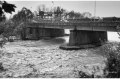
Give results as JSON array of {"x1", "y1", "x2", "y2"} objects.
[{"x1": 27, "y1": 20, "x2": 120, "y2": 32}]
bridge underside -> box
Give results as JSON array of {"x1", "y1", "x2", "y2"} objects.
[{"x1": 21, "y1": 27, "x2": 65, "y2": 40}]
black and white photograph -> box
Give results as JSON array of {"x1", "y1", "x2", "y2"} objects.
[{"x1": 0, "y1": 0, "x2": 120, "y2": 78}]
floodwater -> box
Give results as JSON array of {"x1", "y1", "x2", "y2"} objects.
[
  {"x1": 1, "y1": 30, "x2": 118, "y2": 78},
  {"x1": 2, "y1": 34, "x2": 106, "y2": 78}
]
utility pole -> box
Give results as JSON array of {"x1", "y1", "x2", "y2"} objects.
[
  {"x1": 52, "y1": 1, "x2": 55, "y2": 22},
  {"x1": 93, "y1": 0, "x2": 96, "y2": 31},
  {"x1": 94, "y1": 0, "x2": 96, "y2": 18}
]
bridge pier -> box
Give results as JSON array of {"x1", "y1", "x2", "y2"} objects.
[{"x1": 60, "y1": 30, "x2": 108, "y2": 50}]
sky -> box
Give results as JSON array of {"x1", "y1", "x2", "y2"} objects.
[{"x1": 5, "y1": 1, "x2": 120, "y2": 18}]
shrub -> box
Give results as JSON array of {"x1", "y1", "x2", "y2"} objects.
[
  {"x1": 103, "y1": 43, "x2": 120, "y2": 78},
  {"x1": 0, "y1": 35, "x2": 7, "y2": 48}
]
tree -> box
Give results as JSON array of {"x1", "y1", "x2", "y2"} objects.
[
  {"x1": 0, "y1": 14, "x2": 6, "y2": 22},
  {"x1": 0, "y1": 22, "x2": 6, "y2": 34},
  {"x1": 12, "y1": 7, "x2": 34, "y2": 22},
  {"x1": 67, "y1": 11, "x2": 84, "y2": 19},
  {"x1": 0, "y1": 1, "x2": 16, "y2": 16},
  {"x1": 67, "y1": 11, "x2": 93, "y2": 19},
  {"x1": 36, "y1": 5, "x2": 46, "y2": 18},
  {"x1": 67, "y1": 11, "x2": 75, "y2": 19},
  {"x1": 0, "y1": 1, "x2": 16, "y2": 38},
  {"x1": 8, "y1": 7, "x2": 34, "y2": 38},
  {"x1": 82, "y1": 12, "x2": 92, "y2": 18},
  {"x1": 54, "y1": 6, "x2": 64, "y2": 17},
  {"x1": 2, "y1": 20, "x2": 15, "y2": 37}
]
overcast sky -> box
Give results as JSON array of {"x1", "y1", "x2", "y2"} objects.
[{"x1": 6, "y1": 1, "x2": 120, "y2": 18}]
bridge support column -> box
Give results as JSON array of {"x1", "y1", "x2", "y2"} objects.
[{"x1": 60, "y1": 30, "x2": 108, "y2": 50}]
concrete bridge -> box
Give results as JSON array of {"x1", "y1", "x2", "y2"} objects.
[{"x1": 22, "y1": 18, "x2": 120, "y2": 49}]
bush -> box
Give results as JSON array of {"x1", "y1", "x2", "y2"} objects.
[{"x1": 102, "y1": 43, "x2": 120, "y2": 78}]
